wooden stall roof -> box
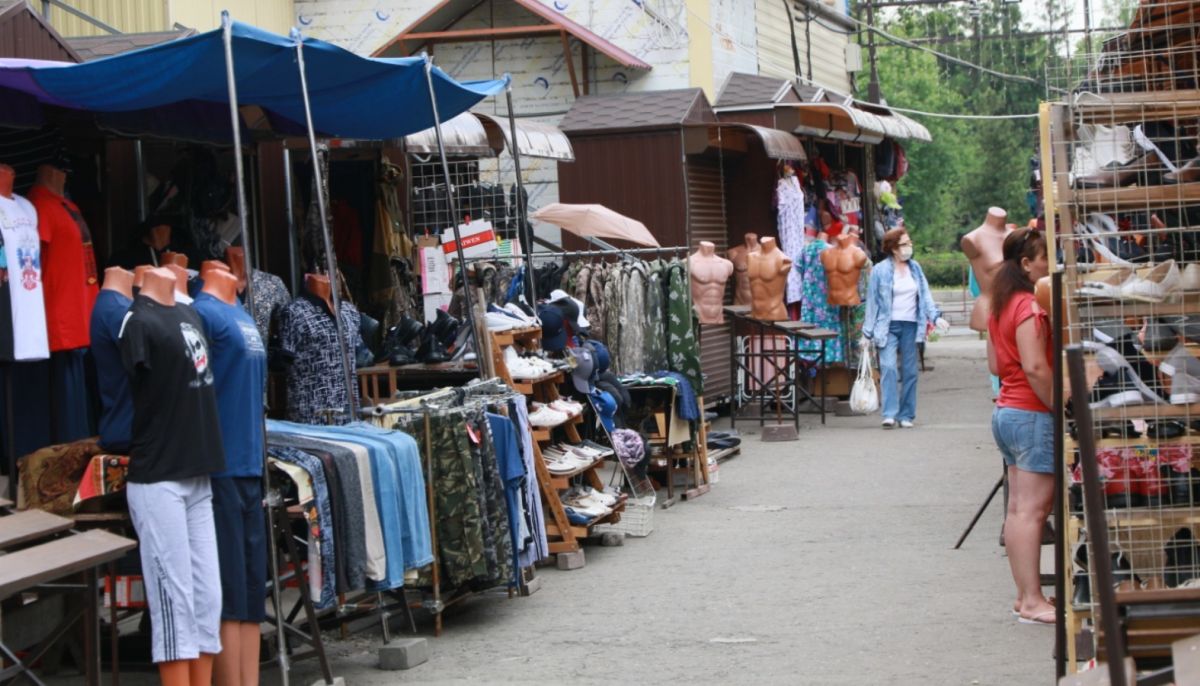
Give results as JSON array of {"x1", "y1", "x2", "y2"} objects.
[
  {"x1": 68, "y1": 28, "x2": 195, "y2": 61},
  {"x1": 559, "y1": 88, "x2": 716, "y2": 135},
  {"x1": 0, "y1": 0, "x2": 80, "y2": 62}
]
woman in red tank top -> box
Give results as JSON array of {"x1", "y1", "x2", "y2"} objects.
[{"x1": 986, "y1": 227, "x2": 1053, "y2": 626}]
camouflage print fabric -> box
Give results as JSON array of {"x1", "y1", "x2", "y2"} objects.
[
  {"x1": 666, "y1": 259, "x2": 704, "y2": 395},
  {"x1": 587, "y1": 263, "x2": 607, "y2": 342},
  {"x1": 643, "y1": 260, "x2": 668, "y2": 372},
  {"x1": 604, "y1": 263, "x2": 624, "y2": 372},
  {"x1": 467, "y1": 412, "x2": 513, "y2": 589},
  {"x1": 411, "y1": 413, "x2": 489, "y2": 589},
  {"x1": 563, "y1": 261, "x2": 583, "y2": 295},
  {"x1": 621, "y1": 261, "x2": 648, "y2": 373}
]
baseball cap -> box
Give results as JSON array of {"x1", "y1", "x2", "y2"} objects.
[
  {"x1": 589, "y1": 341, "x2": 611, "y2": 374},
  {"x1": 591, "y1": 388, "x2": 617, "y2": 433},
  {"x1": 536, "y1": 304, "x2": 567, "y2": 352},
  {"x1": 549, "y1": 289, "x2": 589, "y2": 330},
  {"x1": 569, "y1": 345, "x2": 596, "y2": 394}
]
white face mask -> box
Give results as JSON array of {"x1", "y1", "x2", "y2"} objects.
[{"x1": 896, "y1": 246, "x2": 913, "y2": 261}]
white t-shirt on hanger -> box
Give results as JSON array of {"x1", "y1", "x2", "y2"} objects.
[{"x1": 0, "y1": 194, "x2": 49, "y2": 360}]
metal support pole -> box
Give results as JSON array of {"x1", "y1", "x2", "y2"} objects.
[
  {"x1": 865, "y1": 0, "x2": 880, "y2": 103},
  {"x1": 220, "y1": 13, "x2": 290, "y2": 684},
  {"x1": 293, "y1": 28, "x2": 359, "y2": 418},
  {"x1": 133, "y1": 140, "x2": 146, "y2": 222},
  {"x1": 283, "y1": 146, "x2": 299, "y2": 294},
  {"x1": 423, "y1": 57, "x2": 481, "y2": 361},
  {"x1": 504, "y1": 87, "x2": 537, "y2": 305}
]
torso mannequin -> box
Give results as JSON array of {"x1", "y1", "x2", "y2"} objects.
[
  {"x1": 961, "y1": 207, "x2": 1011, "y2": 332},
  {"x1": 748, "y1": 237, "x2": 792, "y2": 321},
  {"x1": 727, "y1": 233, "x2": 760, "y2": 306},
  {"x1": 161, "y1": 251, "x2": 188, "y2": 268},
  {"x1": 164, "y1": 263, "x2": 191, "y2": 303},
  {"x1": 225, "y1": 246, "x2": 247, "y2": 293},
  {"x1": 201, "y1": 269, "x2": 238, "y2": 305},
  {"x1": 101, "y1": 266, "x2": 134, "y2": 299},
  {"x1": 688, "y1": 241, "x2": 734, "y2": 324},
  {"x1": 132, "y1": 265, "x2": 154, "y2": 290},
  {"x1": 0, "y1": 163, "x2": 48, "y2": 362},
  {"x1": 305, "y1": 273, "x2": 334, "y2": 313},
  {"x1": 139, "y1": 268, "x2": 177, "y2": 306},
  {"x1": 821, "y1": 234, "x2": 869, "y2": 306}
]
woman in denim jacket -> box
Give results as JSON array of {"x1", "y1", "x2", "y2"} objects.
[{"x1": 862, "y1": 227, "x2": 948, "y2": 428}]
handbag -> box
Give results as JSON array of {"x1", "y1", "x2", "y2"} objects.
[{"x1": 849, "y1": 348, "x2": 879, "y2": 414}]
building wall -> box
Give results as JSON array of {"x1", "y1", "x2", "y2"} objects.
[
  {"x1": 45, "y1": 0, "x2": 294, "y2": 37},
  {"x1": 46, "y1": 0, "x2": 166, "y2": 37},
  {"x1": 170, "y1": 0, "x2": 296, "y2": 34},
  {"x1": 755, "y1": 0, "x2": 851, "y2": 93},
  {"x1": 709, "y1": 0, "x2": 758, "y2": 94}
]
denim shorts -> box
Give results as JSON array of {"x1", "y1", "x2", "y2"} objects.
[{"x1": 991, "y1": 406, "x2": 1054, "y2": 474}]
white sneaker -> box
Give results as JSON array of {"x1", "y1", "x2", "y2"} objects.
[
  {"x1": 1121, "y1": 260, "x2": 1180, "y2": 302},
  {"x1": 881, "y1": 418, "x2": 896, "y2": 429},
  {"x1": 550, "y1": 399, "x2": 583, "y2": 415},
  {"x1": 485, "y1": 311, "x2": 518, "y2": 330},
  {"x1": 899, "y1": 420, "x2": 914, "y2": 429},
  {"x1": 528, "y1": 405, "x2": 569, "y2": 427},
  {"x1": 503, "y1": 303, "x2": 540, "y2": 326},
  {"x1": 1182, "y1": 263, "x2": 1200, "y2": 292}
]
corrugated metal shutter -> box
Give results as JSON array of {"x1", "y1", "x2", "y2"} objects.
[{"x1": 686, "y1": 156, "x2": 732, "y2": 405}]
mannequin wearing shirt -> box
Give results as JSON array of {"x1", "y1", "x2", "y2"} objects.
[
  {"x1": 132, "y1": 265, "x2": 154, "y2": 290},
  {"x1": 821, "y1": 234, "x2": 869, "y2": 306},
  {"x1": 689, "y1": 241, "x2": 734, "y2": 324},
  {"x1": 0, "y1": 163, "x2": 48, "y2": 361},
  {"x1": 162, "y1": 251, "x2": 187, "y2": 268},
  {"x1": 32, "y1": 161, "x2": 98, "y2": 350},
  {"x1": 90, "y1": 267, "x2": 135, "y2": 452},
  {"x1": 164, "y1": 263, "x2": 192, "y2": 304},
  {"x1": 225, "y1": 247, "x2": 247, "y2": 293},
  {"x1": 748, "y1": 237, "x2": 792, "y2": 321},
  {"x1": 195, "y1": 269, "x2": 267, "y2": 686},
  {"x1": 122, "y1": 266, "x2": 224, "y2": 686},
  {"x1": 727, "y1": 232, "x2": 759, "y2": 307},
  {"x1": 961, "y1": 207, "x2": 1012, "y2": 332},
  {"x1": 306, "y1": 273, "x2": 335, "y2": 313}
]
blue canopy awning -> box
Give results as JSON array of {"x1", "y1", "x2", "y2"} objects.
[{"x1": 0, "y1": 21, "x2": 509, "y2": 140}]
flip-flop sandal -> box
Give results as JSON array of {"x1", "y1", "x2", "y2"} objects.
[
  {"x1": 1012, "y1": 596, "x2": 1055, "y2": 617},
  {"x1": 1018, "y1": 610, "x2": 1056, "y2": 625}
]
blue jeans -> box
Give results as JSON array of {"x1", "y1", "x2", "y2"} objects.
[
  {"x1": 991, "y1": 407, "x2": 1055, "y2": 474},
  {"x1": 879, "y1": 320, "x2": 919, "y2": 421}
]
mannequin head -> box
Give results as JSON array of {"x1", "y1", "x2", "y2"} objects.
[
  {"x1": 101, "y1": 267, "x2": 135, "y2": 298},
  {"x1": 133, "y1": 265, "x2": 154, "y2": 290},
  {"x1": 759, "y1": 236, "x2": 778, "y2": 253},
  {"x1": 201, "y1": 268, "x2": 239, "y2": 305},
  {"x1": 697, "y1": 241, "x2": 716, "y2": 256},
  {"x1": 0, "y1": 164, "x2": 13, "y2": 199}
]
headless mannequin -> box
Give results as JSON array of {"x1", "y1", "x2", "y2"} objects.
[
  {"x1": 688, "y1": 241, "x2": 735, "y2": 324},
  {"x1": 0, "y1": 164, "x2": 14, "y2": 198},
  {"x1": 197, "y1": 265, "x2": 260, "y2": 686},
  {"x1": 727, "y1": 233, "x2": 760, "y2": 306},
  {"x1": 225, "y1": 246, "x2": 247, "y2": 294},
  {"x1": 164, "y1": 263, "x2": 191, "y2": 301},
  {"x1": 141, "y1": 269, "x2": 219, "y2": 686},
  {"x1": 748, "y1": 237, "x2": 792, "y2": 321},
  {"x1": 139, "y1": 268, "x2": 176, "y2": 306},
  {"x1": 34, "y1": 163, "x2": 66, "y2": 197},
  {"x1": 961, "y1": 207, "x2": 1011, "y2": 332},
  {"x1": 132, "y1": 265, "x2": 154, "y2": 290},
  {"x1": 101, "y1": 267, "x2": 134, "y2": 299},
  {"x1": 161, "y1": 251, "x2": 188, "y2": 268},
  {"x1": 200, "y1": 269, "x2": 237, "y2": 305},
  {"x1": 821, "y1": 234, "x2": 869, "y2": 306},
  {"x1": 305, "y1": 273, "x2": 334, "y2": 314}
]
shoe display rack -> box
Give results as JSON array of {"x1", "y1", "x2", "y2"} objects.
[
  {"x1": 488, "y1": 329, "x2": 626, "y2": 561},
  {"x1": 1043, "y1": 7, "x2": 1200, "y2": 672}
]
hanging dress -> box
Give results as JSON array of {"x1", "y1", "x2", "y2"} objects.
[
  {"x1": 796, "y1": 240, "x2": 844, "y2": 364},
  {"x1": 776, "y1": 174, "x2": 807, "y2": 305}
]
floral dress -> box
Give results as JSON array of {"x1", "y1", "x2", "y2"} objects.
[
  {"x1": 796, "y1": 240, "x2": 845, "y2": 364},
  {"x1": 776, "y1": 175, "x2": 807, "y2": 304}
]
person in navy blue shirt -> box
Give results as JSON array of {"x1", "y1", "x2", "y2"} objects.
[
  {"x1": 89, "y1": 266, "x2": 135, "y2": 452},
  {"x1": 193, "y1": 267, "x2": 268, "y2": 684}
]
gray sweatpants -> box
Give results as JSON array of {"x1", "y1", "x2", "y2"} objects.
[{"x1": 127, "y1": 476, "x2": 223, "y2": 663}]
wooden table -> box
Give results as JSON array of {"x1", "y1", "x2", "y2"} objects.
[{"x1": 0, "y1": 508, "x2": 135, "y2": 685}]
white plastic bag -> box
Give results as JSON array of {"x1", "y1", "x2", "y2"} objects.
[{"x1": 849, "y1": 348, "x2": 879, "y2": 414}]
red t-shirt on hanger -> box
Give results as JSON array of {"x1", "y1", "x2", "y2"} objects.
[{"x1": 30, "y1": 185, "x2": 98, "y2": 351}]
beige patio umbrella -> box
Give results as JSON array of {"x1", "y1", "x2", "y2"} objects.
[{"x1": 531, "y1": 203, "x2": 660, "y2": 248}]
